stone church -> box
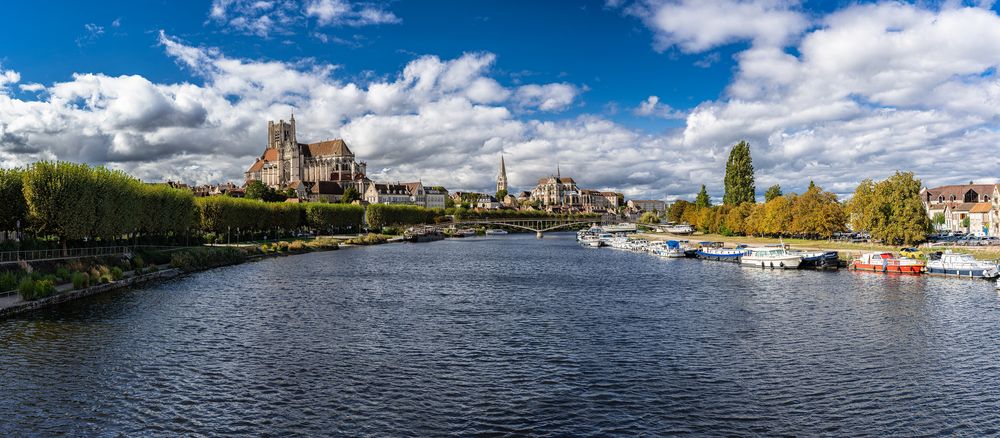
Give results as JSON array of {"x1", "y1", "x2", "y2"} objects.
[{"x1": 244, "y1": 115, "x2": 369, "y2": 200}]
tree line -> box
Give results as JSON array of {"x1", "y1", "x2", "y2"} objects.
[{"x1": 665, "y1": 141, "x2": 930, "y2": 245}]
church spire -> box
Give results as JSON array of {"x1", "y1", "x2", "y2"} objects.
[{"x1": 496, "y1": 154, "x2": 508, "y2": 194}]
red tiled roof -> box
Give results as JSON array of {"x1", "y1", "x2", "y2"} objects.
[
  {"x1": 970, "y1": 202, "x2": 992, "y2": 213},
  {"x1": 302, "y1": 139, "x2": 352, "y2": 157}
]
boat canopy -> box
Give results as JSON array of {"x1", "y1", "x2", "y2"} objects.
[{"x1": 666, "y1": 240, "x2": 680, "y2": 249}]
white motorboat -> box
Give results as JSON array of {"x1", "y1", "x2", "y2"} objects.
[
  {"x1": 579, "y1": 234, "x2": 604, "y2": 248},
  {"x1": 604, "y1": 223, "x2": 638, "y2": 233},
  {"x1": 741, "y1": 246, "x2": 802, "y2": 269},
  {"x1": 653, "y1": 240, "x2": 685, "y2": 258},
  {"x1": 664, "y1": 224, "x2": 694, "y2": 235},
  {"x1": 926, "y1": 252, "x2": 999, "y2": 279},
  {"x1": 484, "y1": 229, "x2": 508, "y2": 235}
]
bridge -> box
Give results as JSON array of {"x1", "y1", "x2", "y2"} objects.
[{"x1": 431, "y1": 216, "x2": 624, "y2": 238}]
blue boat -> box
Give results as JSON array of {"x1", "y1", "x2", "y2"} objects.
[{"x1": 696, "y1": 247, "x2": 750, "y2": 262}]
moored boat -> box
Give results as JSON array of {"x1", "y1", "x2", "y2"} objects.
[
  {"x1": 741, "y1": 246, "x2": 802, "y2": 269},
  {"x1": 797, "y1": 251, "x2": 840, "y2": 269},
  {"x1": 653, "y1": 240, "x2": 686, "y2": 258},
  {"x1": 696, "y1": 243, "x2": 749, "y2": 262},
  {"x1": 850, "y1": 252, "x2": 924, "y2": 274},
  {"x1": 578, "y1": 234, "x2": 604, "y2": 248},
  {"x1": 664, "y1": 224, "x2": 694, "y2": 235},
  {"x1": 926, "y1": 252, "x2": 999, "y2": 279},
  {"x1": 484, "y1": 229, "x2": 508, "y2": 235}
]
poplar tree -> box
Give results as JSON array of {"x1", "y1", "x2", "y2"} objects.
[
  {"x1": 723, "y1": 140, "x2": 756, "y2": 205},
  {"x1": 695, "y1": 185, "x2": 711, "y2": 208}
]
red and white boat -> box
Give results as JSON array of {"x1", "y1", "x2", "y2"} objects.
[{"x1": 850, "y1": 252, "x2": 925, "y2": 274}]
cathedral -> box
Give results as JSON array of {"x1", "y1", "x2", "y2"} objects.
[{"x1": 244, "y1": 115, "x2": 368, "y2": 199}]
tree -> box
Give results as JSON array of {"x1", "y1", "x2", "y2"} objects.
[
  {"x1": 22, "y1": 162, "x2": 96, "y2": 252},
  {"x1": 341, "y1": 186, "x2": 360, "y2": 203},
  {"x1": 961, "y1": 216, "x2": 970, "y2": 229},
  {"x1": 667, "y1": 200, "x2": 690, "y2": 223},
  {"x1": 847, "y1": 171, "x2": 930, "y2": 245},
  {"x1": 764, "y1": 184, "x2": 783, "y2": 202},
  {"x1": 788, "y1": 183, "x2": 846, "y2": 238},
  {"x1": 932, "y1": 212, "x2": 945, "y2": 229},
  {"x1": 695, "y1": 185, "x2": 711, "y2": 208},
  {"x1": 0, "y1": 168, "x2": 26, "y2": 232},
  {"x1": 495, "y1": 189, "x2": 508, "y2": 202},
  {"x1": 245, "y1": 180, "x2": 268, "y2": 200},
  {"x1": 638, "y1": 211, "x2": 660, "y2": 225},
  {"x1": 723, "y1": 140, "x2": 755, "y2": 205},
  {"x1": 445, "y1": 196, "x2": 456, "y2": 209}
]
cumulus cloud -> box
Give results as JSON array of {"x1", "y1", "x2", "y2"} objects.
[
  {"x1": 673, "y1": 3, "x2": 1000, "y2": 195},
  {"x1": 625, "y1": 0, "x2": 808, "y2": 52},
  {"x1": 209, "y1": 0, "x2": 399, "y2": 37},
  {"x1": 2, "y1": 33, "x2": 689, "y2": 196},
  {"x1": 634, "y1": 95, "x2": 685, "y2": 119}
]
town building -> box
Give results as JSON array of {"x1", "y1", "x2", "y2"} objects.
[
  {"x1": 244, "y1": 115, "x2": 369, "y2": 199},
  {"x1": 627, "y1": 199, "x2": 666, "y2": 213},
  {"x1": 921, "y1": 183, "x2": 997, "y2": 233},
  {"x1": 364, "y1": 181, "x2": 447, "y2": 209}
]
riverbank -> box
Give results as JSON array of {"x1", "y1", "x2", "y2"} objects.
[
  {"x1": 637, "y1": 232, "x2": 1000, "y2": 261},
  {"x1": 0, "y1": 233, "x2": 409, "y2": 319}
]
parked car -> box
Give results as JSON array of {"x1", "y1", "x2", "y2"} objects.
[{"x1": 900, "y1": 247, "x2": 924, "y2": 258}]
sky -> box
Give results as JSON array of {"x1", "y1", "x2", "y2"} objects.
[{"x1": 1, "y1": 0, "x2": 1000, "y2": 201}]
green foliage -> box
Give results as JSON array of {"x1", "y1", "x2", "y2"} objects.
[
  {"x1": 55, "y1": 267, "x2": 72, "y2": 282},
  {"x1": 244, "y1": 180, "x2": 287, "y2": 202},
  {"x1": 695, "y1": 185, "x2": 712, "y2": 208},
  {"x1": 445, "y1": 196, "x2": 456, "y2": 209},
  {"x1": 18, "y1": 278, "x2": 35, "y2": 299},
  {"x1": 0, "y1": 168, "x2": 26, "y2": 231},
  {"x1": 847, "y1": 171, "x2": 930, "y2": 245},
  {"x1": 169, "y1": 247, "x2": 248, "y2": 272},
  {"x1": 110, "y1": 267, "x2": 124, "y2": 281},
  {"x1": 932, "y1": 212, "x2": 946, "y2": 226},
  {"x1": 764, "y1": 184, "x2": 783, "y2": 202},
  {"x1": 341, "y1": 186, "x2": 361, "y2": 203},
  {"x1": 72, "y1": 272, "x2": 90, "y2": 290},
  {"x1": 0, "y1": 271, "x2": 24, "y2": 291},
  {"x1": 638, "y1": 211, "x2": 660, "y2": 224},
  {"x1": 18, "y1": 278, "x2": 54, "y2": 301},
  {"x1": 495, "y1": 189, "x2": 508, "y2": 202},
  {"x1": 305, "y1": 203, "x2": 364, "y2": 232},
  {"x1": 344, "y1": 234, "x2": 389, "y2": 245},
  {"x1": 962, "y1": 216, "x2": 970, "y2": 228},
  {"x1": 22, "y1": 161, "x2": 96, "y2": 243},
  {"x1": 195, "y1": 196, "x2": 307, "y2": 234},
  {"x1": 365, "y1": 204, "x2": 442, "y2": 229},
  {"x1": 723, "y1": 140, "x2": 756, "y2": 206}
]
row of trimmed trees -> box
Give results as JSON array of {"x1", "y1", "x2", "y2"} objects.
[{"x1": 0, "y1": 162, "x2": 368, "y2": 248}]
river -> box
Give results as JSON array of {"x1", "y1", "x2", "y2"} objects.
[{"x1": 2, "y1": 233, "x2": 999, "y2": 436}]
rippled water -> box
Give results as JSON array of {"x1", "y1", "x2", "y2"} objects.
[{"x1": 3, "y1": 233, "x2": 1000, "y2": 436}]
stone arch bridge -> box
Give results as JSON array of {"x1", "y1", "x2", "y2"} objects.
[{"x1": 430, "y1": 217, "x2": 622, "y2": 238}]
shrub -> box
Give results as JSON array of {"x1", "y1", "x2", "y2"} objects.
[
  {"x1": 277, "y1": 241, "x2": 290, "y2": 252},
  {"x1": 33, "y1": 279, "x2": 55, "y2": 299},
  {"x1": 132, "y1": 255, "x2": 145, "y2": 270},
  {"x1": 110, "y1": 267, "x2": 123, "y2": 281},
  {"x1": 169, "y1": 247, "x2": 248, "y2": 272},
  {"x1": 71, "y1": 272, "x2": 90, "y2": 290},
  {"x1": 18, "y1": 278, "x2": 35, "y2": 300},
  {"x1": 56, "y1": 267, "x2": 72, "y2": 282},
  {"x1": 0, "y1": 271, "x2": 22, "y2": 291},
  {"x1": 288, "y1": 240, "x2": 306, "y2": 251},
  {"x1": 345, "y1": 234, "x2": 388, "y2": 245}
]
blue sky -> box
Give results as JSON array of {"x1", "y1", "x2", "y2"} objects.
[{"x1": 2, "y1": 1, "x2": 1000, "y2": 200}]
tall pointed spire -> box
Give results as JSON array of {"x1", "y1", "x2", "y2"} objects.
[{"x1": 496, "y1": 154, "x2": 508, "y2": 194}]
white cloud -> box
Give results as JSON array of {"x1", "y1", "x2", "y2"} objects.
[
  {"x1": 674, "y1": 3, "x2": 1000, "y2": 195},
  {"x1": 625, "y1": 0, "x2": 809, "y2": 52},
  {"x1": 513, "y1": 83, "x2": 581, "y2": 112},
  {"x1": 209, "y1": 0, "x2": 399, "y2": 36},
  {"x1": 634, "y1": 95, "x2": 685, "y2": 119},
  {"x1": 76, "y1": 23, "x2": 106, "y2": 47}
]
